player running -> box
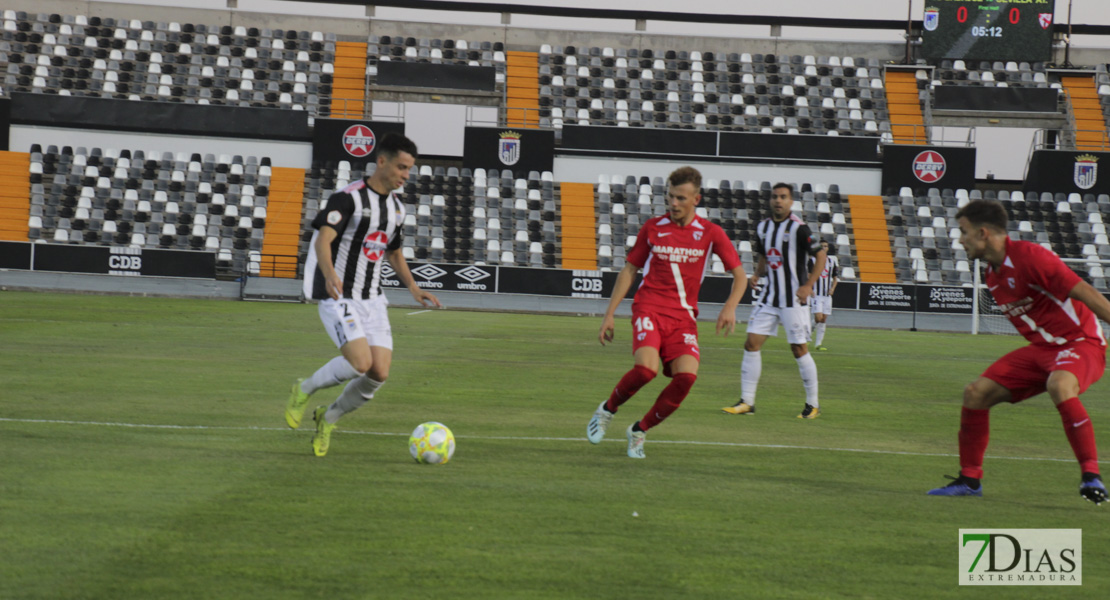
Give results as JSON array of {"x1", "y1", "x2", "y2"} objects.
[
  {"x1": 928, "y1": 199, "x2": 1109, "y2": 504},
  {"x1": 285, "y1": 133, "x2": 441, "y2": 457},
  {"x1": 587, "y1": 166, "x2": 747, "y2": 458}
]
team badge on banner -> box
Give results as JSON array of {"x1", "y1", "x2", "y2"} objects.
[
  {"x1": 342, "y1": 124, "x2": 377, "y2": 158},
  {"x1": 1074, "y1": 155, "x2": 1098, "y2": 190},
  {"x1": 924, "y1": 8, "x2": 939, "y2": 32},
  {"x1": 913, "y1": 150, "x2": 947, "y2": 183},
  {"x1": 498, "y1": 131, "x2": 522, "y2": 166},
  {"x1": 1039, "y1": 13, "x2": 1054, "y2": 30}
]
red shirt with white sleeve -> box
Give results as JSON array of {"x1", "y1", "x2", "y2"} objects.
[{"x1": 985, "y1": 238, "x2": 1106, "y2": 347}]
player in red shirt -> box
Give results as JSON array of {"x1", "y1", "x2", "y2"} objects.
[
  {"x1": 928, "y1": 200, "x2": 1109, "y2": 504},
  {"x1": 587, "y1": 166, "x2": 748, "y2": 458}
]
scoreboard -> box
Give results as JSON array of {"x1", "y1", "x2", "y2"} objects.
[{"x1": 921, "y1": 0, "x2": 1057, "y2": 63}]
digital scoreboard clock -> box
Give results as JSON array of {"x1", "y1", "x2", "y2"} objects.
[{"x1": 921, "y1": 0, "x2": 1057, "y2": 63}]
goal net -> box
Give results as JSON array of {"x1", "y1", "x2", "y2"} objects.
[{"x1": 972, "y1": 258, "x2": 1110, "y2": 335}]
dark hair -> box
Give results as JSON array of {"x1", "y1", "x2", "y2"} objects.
[
  {"x1": 772, "y1": 182, "x2": 794, "y2": 196},
  {"x1": 824, "y1": 240, "x2": 836, "y2": 255},
  {"x1": 955, "y1": 199, "x2": 1007, "y2": 232},
  {"x1": 668, "y1": 166, "x2": 702, "y2": 191},
  {"x1": 377, "y1": 132, "x2": 418, "y2": 160}
]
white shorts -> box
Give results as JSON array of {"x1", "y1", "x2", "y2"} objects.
[
  {"x1": 810, "y1": 295, "x2": 833, "y2": 316},
  {"x1": 747, "y1": 303, "x2": 812, "y2": 345},
  {"x1": 318, "y1": 295, "x2": 393, "y2": 350}
]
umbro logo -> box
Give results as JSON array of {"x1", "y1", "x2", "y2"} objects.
[
  {"x1": 455, "y1": 266, "x2": 491, "y2": 283},
  {"x1": 411, "y1": 264, "x2": 447, "y2": 281},
  {"x1": 380, "y1": 263, "x2": 396, "y2": 278}
]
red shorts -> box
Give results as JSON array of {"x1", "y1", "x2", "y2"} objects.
[
  {"x1": 630, "y1": 308, "x2": 700, "y2": 368},
  {"x1": 982, "y1": 340, "x2": 1106, "y2": 403}
]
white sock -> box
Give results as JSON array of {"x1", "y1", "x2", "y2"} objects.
[
  {"x1": 325, "y1": 375, "x2": 384, "y2": 424},
  {"x1": 740, "y1": 350, "x2": 762, "y2": 404},
  {"x1": 303, "y1": 356, "x2": 360, "y2": 396},
  {"x1": 796, "y1": 353, "x2": 819, "y2": 407},
  {"x1": 814, "y1": 323, "x2": 827, "y2": 347}
]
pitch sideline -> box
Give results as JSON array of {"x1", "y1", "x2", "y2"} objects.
[{"x1": 0, "y1": 416, "x2": 1073, "y2": 464}]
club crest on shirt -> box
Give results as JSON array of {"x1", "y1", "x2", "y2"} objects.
[
  {"x1": 1007, "y1": 277, "x2": 1016, "y2": 289},
  {"x1": 362, "y1": 230, "x2": 389, "y2": 262},
  {"x1": 766, "y1": 248, "x2": 783, "y2": 270},
  {"x1": 693, "y1": 231, "x2": 703, "y2": 241}
]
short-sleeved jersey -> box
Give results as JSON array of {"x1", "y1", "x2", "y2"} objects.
[
  {"x1": 752, "y1": 215, "x2": 822, "y2": 308},
  {"x1": 302, "y1": 179, "x2": 405, "y2": 300},
  {"x1": 626, "y1": 215, "x2": 741, "y2": 321},
  {"x1": 985, "y1": 238, "x2": 1105, "y2": 347},
  {"x1": 808, "y1": 254, "x2": 840, "y2": 297}
]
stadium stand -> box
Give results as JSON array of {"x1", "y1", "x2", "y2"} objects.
[
  {"x1": 27, "y1": 144, "x2": 273, "y2": 275},
  {"x1": 538, "y1": 47, "x2": 891, "y2": 137},
  {"x1": 2, "y1": 11, "x2": 334, "y2": 113}
]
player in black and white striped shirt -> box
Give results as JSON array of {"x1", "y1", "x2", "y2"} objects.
[
  {"x1": 723, "y1": 183, "x2": 826, "y2": 419},
  {"x1": 808, "y1": 240, "x2": 839, "y2": 351},
  {"x1": 285, "y1": 133, "x2": 441, "y2": 457}
]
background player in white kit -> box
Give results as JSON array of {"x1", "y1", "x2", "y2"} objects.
[
  {"x1": 285, "y1": 133, "x2": 441, "y2": 457},
  {"x1": 723, "y1": 183, "x2": 826, "y2": 419},
  {"x1": 809, "y1": 240, "x2": 839, "y2": 351}
]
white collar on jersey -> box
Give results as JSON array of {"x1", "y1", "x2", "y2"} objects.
[{"x1": 657, "y1": 216, "x2": 704, "y2": 228}]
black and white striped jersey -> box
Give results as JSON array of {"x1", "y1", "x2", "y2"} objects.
[
  {"x1": 808, "y1": 254, "x2": 840, "y2": 297},
  {"x1": 303, "y1": 179, "x2": 405, "y2": 300},
  {"x1": 752, "y1": 215, "x2": 822, "y2": 308}
]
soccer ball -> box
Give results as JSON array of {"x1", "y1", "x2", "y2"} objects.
[{"x1": 409, "y1": 422, "x2": 455, "y2": 465}]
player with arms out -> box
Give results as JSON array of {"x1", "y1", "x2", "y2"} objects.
[
  {"x1": 809, "y1": 240, "x2": 839, "y2": 351},
  {"x1": 285, "y1": 133, "x2": 441, "y2": 457},
  {"x1": 928, "y1": 199, "x2": 1108, "y2": 504},
  {"x1": 587, "y1": 166, "x2": 747, "y2": 459},
  {"x1": 723, "y1": 183, "x2": 826, "y2": 418}
]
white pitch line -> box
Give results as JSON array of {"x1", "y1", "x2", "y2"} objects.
[
  {"x1": 406, "y1": 310, "x2": 432, "y2": 316},
  {"x1": 0, "y1": 417, "x2": 1073, "y2": 464}
]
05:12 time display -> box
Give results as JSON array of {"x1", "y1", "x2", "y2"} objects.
[{"x1": 970, "y1": 26, "x2": 1003, "y2": 37}]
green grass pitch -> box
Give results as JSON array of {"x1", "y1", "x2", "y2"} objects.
[{"x1": 1, "y1": 290, "x2": 1106, "y2": 599}]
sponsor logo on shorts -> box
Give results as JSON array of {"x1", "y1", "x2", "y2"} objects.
[
  {"x1": 684, "y1": 334, "x2": 698, "y2": 346},
  {"x1": 1055, "y1": 349, "x2": 1081, "y2": 364}
]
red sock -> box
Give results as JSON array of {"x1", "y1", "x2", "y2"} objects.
[
  {"x1": 1057, "y1": 398, "x2": 1100, "y2": 475},
  {"x1": 959, "y1": 407, "x2": 990, "y2": 480},
  {"x1": 605, "y1": 365, "x2": 657, "y2": 413},
  {"x1": 639, "y1": 373, "x2": 697, "y2": 431}
]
